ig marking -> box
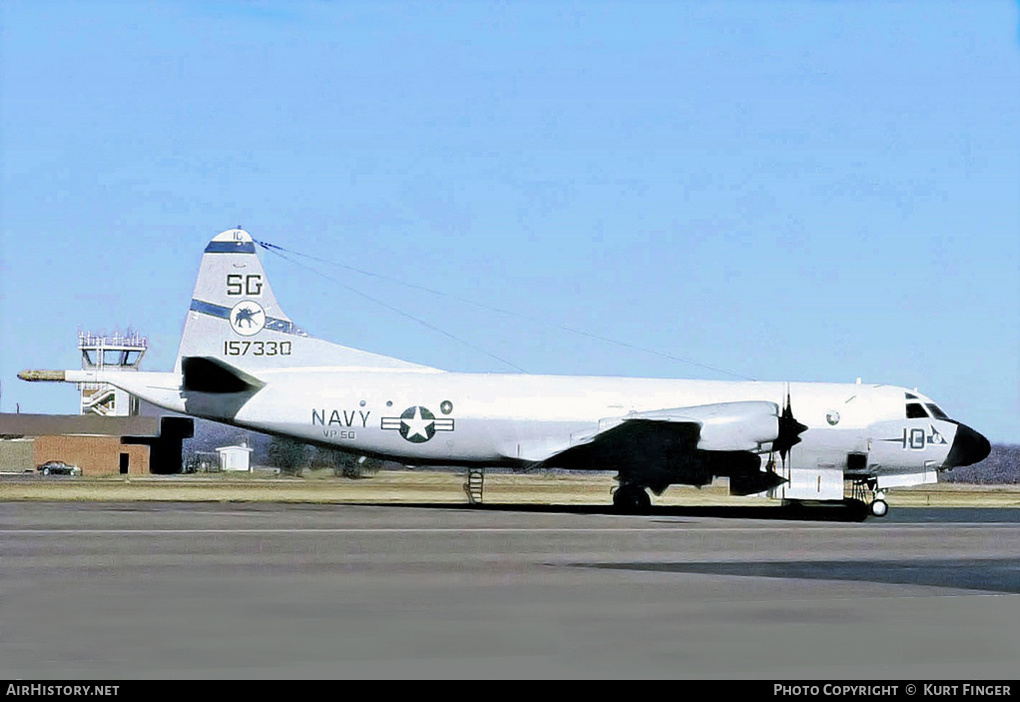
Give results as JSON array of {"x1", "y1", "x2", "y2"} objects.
[
  {"x1": 224, "y1": 340, "x2": 292, "y2": 356},
  {"x1": 227, "y1": 274, "x2": 263, "y2": 296},
  {"x1": 321, "y1": 430, "x2": 357, "y2": 440},
  {"x1": 312, "y1": 409, "x2": 372, "y2": 428},
  {"x1": 881, "y1": 427, "x2": 929, "y2": 450}
]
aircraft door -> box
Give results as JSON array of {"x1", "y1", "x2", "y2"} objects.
[{"x1": 778, "y1": 461, "x2": 844, "y2": 501}]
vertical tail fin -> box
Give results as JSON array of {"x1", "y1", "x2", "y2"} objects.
[{"x1": 175, "y1": 229, "x2": 437, "y2": 374}]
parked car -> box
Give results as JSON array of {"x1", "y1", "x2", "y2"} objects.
[{"x1": 37, "y1": 461, "x2": 81, "y2": 476}]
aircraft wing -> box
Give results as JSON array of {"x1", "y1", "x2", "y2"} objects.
[{"x1": 533, "y1": 401, "x2": 792, "y2": 491}]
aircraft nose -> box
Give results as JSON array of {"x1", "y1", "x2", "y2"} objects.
[{"x1": 945, "y1": 423, "x2": 991, "y2": 468}]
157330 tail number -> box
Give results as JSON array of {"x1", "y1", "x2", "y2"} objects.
[{"x1": 224, "y1": 340, "x2": 292, "y2": 357}]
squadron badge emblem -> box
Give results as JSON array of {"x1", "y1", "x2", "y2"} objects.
[{"x1": 229, "y1": 300, "x2": 266, "y2": 336}]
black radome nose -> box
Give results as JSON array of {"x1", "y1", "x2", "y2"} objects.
[{"x1": 945, "y1": 424, "x2": 991, "y2": 468}]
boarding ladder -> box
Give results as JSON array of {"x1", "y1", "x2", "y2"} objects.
[{"x1": 464, "y1": 468, "x2": 485, "y2": 505}]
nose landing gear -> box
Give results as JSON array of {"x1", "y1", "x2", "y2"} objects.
[
  {"x1": 869, "y1": 487, "x2": 889, "y2": 517},
  {"x1": 849, "y1": 480, "x2": 889, "y2": 518},
  {"x1": 870, "y1": 494, "x2": 889, "y2": 517}
]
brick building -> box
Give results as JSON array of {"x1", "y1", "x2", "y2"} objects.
[{"x1": 0, "y1": 414, "x2": 193, "y2": 475}]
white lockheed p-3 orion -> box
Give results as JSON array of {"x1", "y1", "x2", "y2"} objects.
[{"x1": 21, "y1": 229, "x2": 990, "y2": 517}]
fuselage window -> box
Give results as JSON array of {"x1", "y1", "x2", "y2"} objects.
[
  {"x1": 906, "y1": 403, "x2": 929, "y2": 419},
  {"x1": 926, "y1": 403, "x2": 950, "y2": 420}
]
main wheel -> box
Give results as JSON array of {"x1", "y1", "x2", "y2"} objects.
[
  {"x1": 843, "y1": 498, "x2": 870, "y2": 522},
  {"x1": 870, "y1": 499, "x2": 888, "y2": 517},
  {"x1": 613, "y1": 485, "x2": 651, "y2": 513}
]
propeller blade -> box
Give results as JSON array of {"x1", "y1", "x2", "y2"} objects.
[{"x1": 773, "y1": 390, "x2": 808, "y2": 461}]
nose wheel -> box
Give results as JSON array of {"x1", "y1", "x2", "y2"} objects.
[
  {"x1": 849, "y1": 481, "x2": 890, "y2": 519},
  {"x1": 869, "y1": 488, "x2": 888, "y2": 517},
  {"x1": 870, "y1": 498, "x2": 888, "y2": 517}
]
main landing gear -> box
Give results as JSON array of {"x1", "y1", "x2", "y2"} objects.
[
  {"x1": 848, "y1": 480, "x2": 889, "y2": 518},
  {"x1": 612, "y1": 483, "x2": 651, "y2": 513}
]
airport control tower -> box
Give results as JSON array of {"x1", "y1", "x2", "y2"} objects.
[{"x1": 78, "y1": 329, "x2": 147, "y2": 416}]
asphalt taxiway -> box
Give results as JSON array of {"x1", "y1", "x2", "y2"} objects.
[{"x1": 2, "y1": 502, "x2": 1019, "y2": 678}]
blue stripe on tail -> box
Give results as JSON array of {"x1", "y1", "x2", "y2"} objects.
[{"x1": 189, "y1": 299, "x2": 308, "y2": 337}]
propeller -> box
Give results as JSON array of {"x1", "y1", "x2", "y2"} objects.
[{"x1": 772, "y1": 388, "x2": 808, "y2": 465}]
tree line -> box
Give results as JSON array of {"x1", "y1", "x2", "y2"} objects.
[{"x1": 267, "y1": 436, "x2": 383, "y2": 478}]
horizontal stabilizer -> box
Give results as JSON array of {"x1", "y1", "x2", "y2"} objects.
[{"x1": 181, "y1": 357, "x2": 264, "y2": 394}]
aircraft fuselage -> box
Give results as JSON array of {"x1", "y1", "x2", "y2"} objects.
[{"x1": 195, "y1": 370, "x2": 964, "y2": 480}]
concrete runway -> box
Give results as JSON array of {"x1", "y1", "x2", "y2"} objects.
[{"x1": 2, "y1": 502, "x2": 1019, "y2": 679}]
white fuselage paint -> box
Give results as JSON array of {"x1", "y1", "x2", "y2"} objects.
[{"x1": 92, "y1": 368, "x2": 958, "y2": 477}]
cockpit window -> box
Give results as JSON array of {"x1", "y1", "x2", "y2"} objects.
[
  {"x1": 905, "y1": 392, "x2": 918, "y2": 400},
  {"x1": 906, "y1": 403, "x2": 929, "y2": 419},
  {"x1": 926, "y1": 403, "x2": 949, "y2": 420}
]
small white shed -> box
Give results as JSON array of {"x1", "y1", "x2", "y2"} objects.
[{"x1": 216, "y1": 444, "x2": 253, "y2": 472}]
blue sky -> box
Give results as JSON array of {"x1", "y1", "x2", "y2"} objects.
[{"x1": 1, "y1": 1, "x2": 1018, "y2": 442}]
